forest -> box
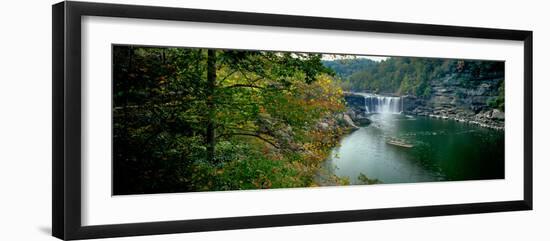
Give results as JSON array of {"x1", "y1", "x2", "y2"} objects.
[
  {"x1": 329, "y1": 57, "x2": 504, "y2": 110},
  {"x1": 113, "y1": 46, "x2": 505, "y2": 195},
  {"x1": 113, "y1": 46, "x2": 350, "y2": 194}
]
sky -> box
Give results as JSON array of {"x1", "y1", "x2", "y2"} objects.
[{"x1": 321, "y1": 54, "x2": 388, "y2": 62}]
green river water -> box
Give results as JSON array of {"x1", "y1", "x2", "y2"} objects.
[{"x1": 325, "y1": 113, "x2": 504, "y2": 184}]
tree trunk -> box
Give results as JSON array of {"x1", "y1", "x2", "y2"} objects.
[{"x1": 206, "y1": 49, "x2": 217, "y2": 163}]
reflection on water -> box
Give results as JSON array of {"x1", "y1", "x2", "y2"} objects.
[{"x1": 325, "y1": 113, "x2": 504, "y2": 184}]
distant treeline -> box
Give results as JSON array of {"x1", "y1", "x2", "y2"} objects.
[{"x1": 324, "y1": 57, "x2": 504, "y2": 98}]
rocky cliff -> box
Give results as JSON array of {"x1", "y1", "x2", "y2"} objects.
[
  {"x1": 343, "y1": 72, "x2": 505, "y2": 130},
  {"x1": 403, "y1": 73, "x2": 504, "y2": 130}
]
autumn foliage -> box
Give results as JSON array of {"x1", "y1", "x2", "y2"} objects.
[{"x1": 112, "y1": 46, "x2": 350, "y2": 194}]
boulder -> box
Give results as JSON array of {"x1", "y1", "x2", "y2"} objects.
[
  {"x1": 318, "y1": 122, "x2": 329, "y2": 130},
  {"x1": 343, "y1": 114, "x2": 359, "y2": 130},
  {"x1": 491, "y1": 109, "x2": 505, "y2": 120},
  {"x1": 354, "y1": 117, "x2": 372, "y2": 126},
  {"x1": 345, "y1": 109, "x2": 357, "y2": 120}
]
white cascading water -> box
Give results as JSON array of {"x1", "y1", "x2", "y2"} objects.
[{"x1": 360, "y1": 93, "x2": 402, "y2": 114}]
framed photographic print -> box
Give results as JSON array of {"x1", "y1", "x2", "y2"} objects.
[{"x1": 52, "y1": 1, "x2": 533, "y2": 240}]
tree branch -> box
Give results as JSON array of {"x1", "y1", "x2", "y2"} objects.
[
  {"x1": 238, "y1": 69, "x2": 265, "y2": 84},
  {"x1": 224, "y1": 84, "x2": 264, "y2": 89},
  {"x1": 219, "y1": 70, "x2": 238, "y2": 83}
]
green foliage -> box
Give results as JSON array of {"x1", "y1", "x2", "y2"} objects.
[
  {"x1": 112, "y1": 46, "x2": 347, "y2": 194},
  {"x1": 184, "y1": 144, "x2": 306, "y2": 191},
  {"x1": 357, "y1": 173, "x2": 382, "y2": 185},
  {"x1": 323, "y1": 57, "x2": 504, "y2": 99},
  {"x1": 322, "y1": 58, "x2": 376, "y2": 79},
  {"x1": 112, "y1": 47, "x2": 506, "y2": 194},
  {"x1": 415, "y1": 81, "x2": 431, "y2": 98},
  {"x1": 487, "y1": 80, "x2": 505, "y2": 111}
]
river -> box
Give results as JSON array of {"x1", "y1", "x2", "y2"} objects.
[{"x1": 325, "y1": 111, "x2": 504, "y2": 185}]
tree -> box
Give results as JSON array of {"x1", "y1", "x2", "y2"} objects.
[
  {"x1": 112, "y1": 46, "x2": 341, "y2": 194},
  {"x1": 206, "y1": 49, "x2": 216, "y2": 163},
  {"x1": 325, "y1": 57, "x2": 504, "y2": 99}
]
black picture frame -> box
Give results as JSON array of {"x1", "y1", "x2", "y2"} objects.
[{"x1": 52, "y1": 1, "x2": 533, "y2": 240}]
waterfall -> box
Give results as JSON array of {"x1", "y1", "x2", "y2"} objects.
[{"x1": 360, "y1": 93, "x2": 402, "y2": 114}]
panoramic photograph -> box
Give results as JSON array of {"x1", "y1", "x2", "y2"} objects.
[{"x1": 112, "y1": 45, "x2": 505, "y2": 195}]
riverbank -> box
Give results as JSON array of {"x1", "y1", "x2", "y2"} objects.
[
  {"x1": 343, "y1": 92, "x2": 504, "y2": 131},
  {"x1": 324, "y1": 113, "x2": 505, "y2": 185},
  {"x1": 406, "y1": 111, "x2": 504, "y2": 130},
  {"x1": 313, "y1": 112, "x2": 361, "y2": 186},
  {"x1": 403, "y1": 73, "x2": 505, "y2": 131},
  {"x1": 403, "y1": 95, "x2": 504, "y2": 131}
]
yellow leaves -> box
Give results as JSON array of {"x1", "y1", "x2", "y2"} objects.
[{"x1": 337, "y1": 176, "x2": 351, "y2": 185}]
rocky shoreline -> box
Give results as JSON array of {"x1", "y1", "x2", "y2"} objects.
[
  {"x1": 345, "y1": 72, "x2": 506, "y2": 131},
  {"x1": 343, "y1": 88, "x2": 505, "y2": 131},
  {"x1": 405, "y1": 109, "x2": 504, "y2": 130},
  {"x1": 344, "y1": 106, "x2": 504, "y2": 131},
  {"x1": 402, "y1": 85, "x2": 504, "y2": 131},
  {"x1": 405, "y1": 74, "x2": 505, "y2": 130}
]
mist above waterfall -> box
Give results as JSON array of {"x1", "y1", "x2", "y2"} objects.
[{"x1": 354, "y1": 93, "x2": 403, "y2": 114}]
